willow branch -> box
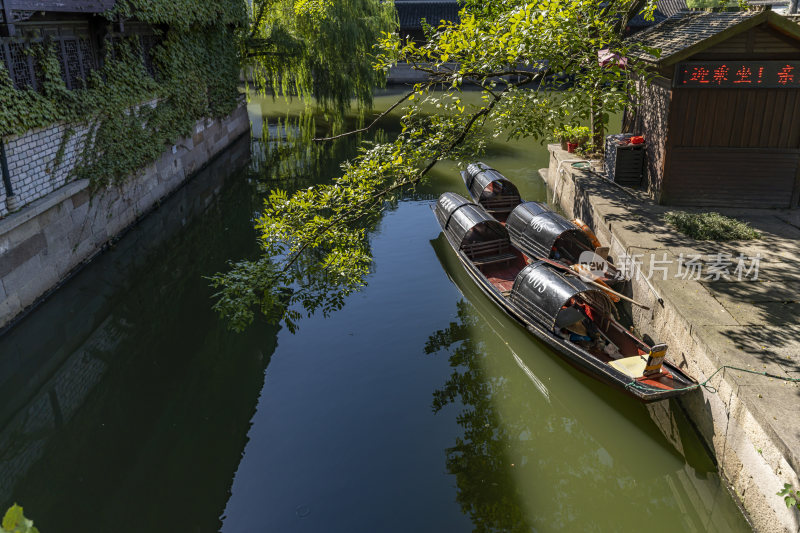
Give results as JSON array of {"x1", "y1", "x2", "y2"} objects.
[
  {"x1": 312, "y1": 86, "x2": 422, "y2": 142},
  {"x1": 250, "y1": 0, "x2": 273, "y2": 39}
]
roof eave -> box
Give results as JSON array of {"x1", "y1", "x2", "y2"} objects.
[
  {"x1": 656, "y1": 11, "x2": 770, "y2": 67},
  {"x1": 652, "y1": 10, "x2": 800, "y2": 67}
]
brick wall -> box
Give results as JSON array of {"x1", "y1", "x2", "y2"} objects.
[
  {"x1": 2, "y1": 124, "x2": 91, "y2": 213},
  {"x1": 0, "y1": 101, "x2": 170, "y2": 219}
]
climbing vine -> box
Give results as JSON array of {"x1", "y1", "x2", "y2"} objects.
[{"x1": 0, "y1": 0, "x2": 246, "y2": 191}]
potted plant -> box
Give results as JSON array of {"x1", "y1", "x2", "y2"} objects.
[
  {"x1": 563, "y1": 125, "x2": 591, "y2": 153},
  {"x1": 552, "y1": 126, "x2": 571, "y2": 151}
]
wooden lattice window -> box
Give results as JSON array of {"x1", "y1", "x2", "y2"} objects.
[
  {"x1": 105, "y1": 23, "x2": 160, "y2": 79},
  {"x1": 1, "y1": 20, "x2": 160, "y2": 92},
  {"x1": 7, "y1": 41, "x2": 35, "y2": 89},
  {"x1": 139, "y1": 33, "x2": 158, "y2": 78},
  {"x1": 1, "y1": 21, "x2": 100, "y2": 91}
]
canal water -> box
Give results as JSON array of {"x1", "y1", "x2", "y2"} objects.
[{"x1": 0, "y1": 91, "x2": 750, "y2": 532}]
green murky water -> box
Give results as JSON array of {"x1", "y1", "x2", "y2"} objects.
[{"x1": 0, "y1": 90, "x2": 749, "y2": 532}]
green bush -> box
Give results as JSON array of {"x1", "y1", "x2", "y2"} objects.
[
  {"x1": 553, "y1": 124, "x2": 591, "y2": 144},
  {"x1": 664, "y1": 211, "x2": 761, "y2": 241}
]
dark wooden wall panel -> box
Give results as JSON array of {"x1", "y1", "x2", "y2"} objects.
[
  {"x1": 671, "y1": 88, "x2": 800, "y2": 149},
  {"x1": 753, "y1": 26, "x2": 800, "y2": 54},
  {"x1": 662, "y1": 148, "x2": 799, "y2": 207},
  {"x1": 704, "y1": 32, "x2": 748, "y2": 55},
  {"x1": 788, "y1": 97, "x2": 800, "y2": 147},
  {"x1": 693, "y1": 24, "x2": 800, "y2": 60}
]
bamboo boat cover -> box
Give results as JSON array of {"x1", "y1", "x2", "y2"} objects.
[
  {"x1": 434, "y1": 192, "x2": 508, "y2": 249},
  {"x1": 510, "y1": 261, "x2": 613, "y2": 330}
]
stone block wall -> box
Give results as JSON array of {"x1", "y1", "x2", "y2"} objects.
[{"x1": 0, "y1": 99, "x2": 250, "y2": 329}]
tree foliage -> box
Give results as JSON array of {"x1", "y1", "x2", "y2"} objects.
[
  {"x1": 244, "y1": 0, "x2": 397, "y2": 111},
  {"x1": 213, "y1": 0, "x2": 660, "y2": 331}
]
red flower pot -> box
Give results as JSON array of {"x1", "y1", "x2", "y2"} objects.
[{"x1": 566, "y1": 142, "x2": 578, "y2": 153}]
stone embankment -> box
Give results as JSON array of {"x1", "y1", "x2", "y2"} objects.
[
  {"x1": 542, "y1": 144, "x2": 800, "y2": 533},
  {"x1": 0, "y1": 99, "x2": 250, "y2": 330}
]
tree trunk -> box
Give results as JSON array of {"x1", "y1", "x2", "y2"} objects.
[{"x1": 590, "y1": 94, "x2": 604, "y2": 154}]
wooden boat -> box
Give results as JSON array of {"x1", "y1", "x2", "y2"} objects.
[
  {"x1": 432, "y1": 192, "x2": 697, "y2": 402},
  {"x1": 462, "y1": 162, "x2": 622, "y2": 283}
]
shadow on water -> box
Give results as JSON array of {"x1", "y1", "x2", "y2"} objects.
[
  {"x1": 0, "y1": 135, "x2": 280, "y2": 532},
  {"x1": 428, "y1": 233, "x2": 750, "y2": 532}
]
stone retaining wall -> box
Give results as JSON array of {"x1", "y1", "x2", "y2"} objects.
[
  {"x1": 542, "y1": 144, "x2": 800, "y2": 533},
  {"x1": 0, "y1": 100, "x2": 250, "y2": 330}
]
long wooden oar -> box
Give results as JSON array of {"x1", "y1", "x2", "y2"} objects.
[{"x1": 537, "y1": 257, "x2": 651, "y2": 310}]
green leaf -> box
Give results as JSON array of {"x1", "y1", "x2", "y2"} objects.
[{"x1": 1, "y1": 505, "x2": 23, "y2": 531}]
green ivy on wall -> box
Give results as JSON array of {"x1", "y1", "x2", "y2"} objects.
[{"x1": 0, "y1": 0, "x2": 247, "y2": 191}]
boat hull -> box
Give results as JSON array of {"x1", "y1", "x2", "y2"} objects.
[{"x1": 438, "y1": 226, "x2": 697, "y2": 403}]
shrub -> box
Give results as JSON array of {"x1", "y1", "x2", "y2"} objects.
[
  {"x1": 553, "y1": 124, "x2": 591, "y2": 144},
  {"x1": 664, "y1": 211, "x2": 761, "y2": 241}
]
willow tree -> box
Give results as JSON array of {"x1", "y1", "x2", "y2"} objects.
[
  {"x1": 244, "y1": 0, "x2": 397, "y2": 111},
  {"x1": 213, "y1": 0, "x2": 658, "y2": 331}
]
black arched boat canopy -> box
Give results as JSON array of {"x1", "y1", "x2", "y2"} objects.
[
  {"x1": 434, "y1": 192, "x2": 509, "y2": 250},
  {"x1": 506, "y1": 202, "x2": 595, "y2": 262},
  {"x1": 463, "y1": 162, "x2": 521, "y2": 218},
  {"x1": 510, "y1": 261, "x2": 614, "y2": 331}
]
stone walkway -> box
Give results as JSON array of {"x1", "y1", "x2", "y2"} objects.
[{"x1": 542, "y1": 145, "x2": 800, "y2": 532}]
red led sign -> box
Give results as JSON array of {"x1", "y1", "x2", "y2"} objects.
[{"x1": 675, "y1": 61, "x2": 800, "y2": 88}]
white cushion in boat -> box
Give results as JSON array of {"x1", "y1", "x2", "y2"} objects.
[{"x1": 608, "y1": 356, "x2": 647, "y2": 378}]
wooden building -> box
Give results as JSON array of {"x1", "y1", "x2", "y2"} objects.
[
  {"x1": 395, "y1": 0, "x2": 460, "y2": 43},
  {"x1": 625, "y1": 10, "x2": 800, "y2": 208},
  {"x1": 625, "y1": 0, "x2": 687, "y2": 35},
  {"x1": 1, "y1": 0, "x2": 159, "y2": 92}
]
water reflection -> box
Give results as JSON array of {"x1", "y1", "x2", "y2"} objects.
[
  {"x1": 0, "y1": 135, "x2": 279, "y2": 532},
  {"x1": 429, "y1": 234, "x2": 749, "y2": 532}
]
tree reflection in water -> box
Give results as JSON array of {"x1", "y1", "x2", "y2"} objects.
[{"x1": 426, "y1": 299, "x2": 531, "y2": 533}]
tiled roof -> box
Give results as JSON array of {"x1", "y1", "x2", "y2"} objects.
[
  {"x1": 396, "y1": 1, "x2": 460, "y2": 31},
  {"x1": 626, "y1": 0, "x2": 687, "y2": 28},
  {"x1": 626, "y1": 10, "x2": 761, "y2": 63}
]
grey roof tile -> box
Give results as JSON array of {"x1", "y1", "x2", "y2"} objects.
[
  {"x1": 396, "y1": 1, "x2": 460, "y2": 31},
  {"x1": 626, "y1": 10, "x2": 760, "y2": 63}
]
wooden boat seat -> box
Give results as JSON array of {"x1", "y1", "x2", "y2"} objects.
[
  {"x1": 462, "y1": 239, "x2": 517, "y2": 268},
  {"x1": 482, "y1": 196, "x2": 520, "y2": 213},
  {"x1": 608, "y1": 356, "x2": 647, "y2": 378},
  {"x1": 472, "y1": 253, "x2": 518, "y2": 266}
]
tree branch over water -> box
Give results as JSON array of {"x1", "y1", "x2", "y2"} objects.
[
  {"x1": 214, "y1": 0, "x2": 657, "y2": 332},
  {"x1": 312, "y1": 87, "x2": 419, "y2": 142}
]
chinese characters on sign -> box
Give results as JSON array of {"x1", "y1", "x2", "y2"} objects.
[{"x1": 676, "y1": 61, "x2": 800, "y2": 88}]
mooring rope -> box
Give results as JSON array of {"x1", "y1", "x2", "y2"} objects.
[{"x1": 625, "y1": 364, "x2": 800, "y2": 395}]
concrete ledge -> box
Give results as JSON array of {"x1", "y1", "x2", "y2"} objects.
[
  {"x1": 541, "y1": 144, "x2": 800, "y2": 533},
  {"x1": 0, "y1": 180, "x2": 90, "y2": 240},
  {"x1": 0, "y1": 101, "x2": 250, "y2": 330}
]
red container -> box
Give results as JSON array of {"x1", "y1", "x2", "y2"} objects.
[{"x1": 566, "y1": 142, "x2": 578, "y2": 153}]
